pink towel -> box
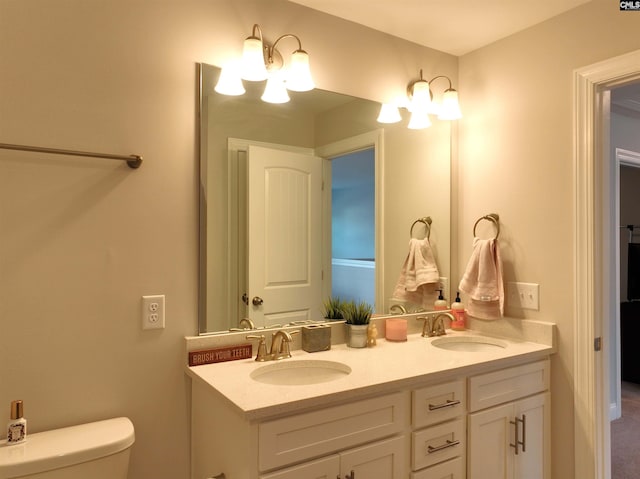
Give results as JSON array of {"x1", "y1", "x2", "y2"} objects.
[
  {"x1": 459, "y1": 237, "x2": 504, "y2": 320},
  {"x1": 392, "y1": 238, "x2": 440, "y2": 308}
]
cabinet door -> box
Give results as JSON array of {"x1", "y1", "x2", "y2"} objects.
[
  {"x1": 260, "y1": 455, "x2": 339, "y2": 479},
  {"x1": 468, "y1": 393, "x2": 550, "y2": 479},
  {"x1": 468, "y1": 403, "x2": 514, "y2": 479},
  {"x1": 340, "y1": 436, "x2": 405, "y2": 479},
  {"x1": 513, "y1": 393, "x2": 550, "y2": 479}
]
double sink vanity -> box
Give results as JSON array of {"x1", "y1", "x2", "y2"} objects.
[{"x1": 185, "y1": 315, "x2": 555, "y2": 479}]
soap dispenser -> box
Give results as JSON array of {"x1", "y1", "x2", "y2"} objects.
[
  {"x1": 434, "y1": 290, "x2": 447, "y2": 310},
  {"x1": 451, "y1": 292, "x2": 466, "y2": 330}
]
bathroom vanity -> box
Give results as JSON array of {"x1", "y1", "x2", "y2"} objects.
[{"x1": 186, "y1": 325, "x2": 554, "y2": 479}]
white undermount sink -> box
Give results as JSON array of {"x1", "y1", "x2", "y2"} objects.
[
  {"x1": 250, "y1": 360, "x2": 352, "y2": 386},
  {"x1": 431, "y1": 336, "x2": 507, "y2": 352}
]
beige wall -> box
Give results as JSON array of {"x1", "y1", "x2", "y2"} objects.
[
  {"x1": 0, "y1": 1, "x2": 455, "y2": 478},
  {"x1": 458, "y1": 2, "x2": 640, "y2": 477},
  {"x1": 5, "y1": 0, "x2": 640, "y2": 477}
]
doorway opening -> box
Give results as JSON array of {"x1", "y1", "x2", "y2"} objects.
[
  {"x1": 609, "y1": 80, "x2": 640, "y2": 477},
  {"x1": 330, "y1": 148, "x2": 376, "y2": 306},
  {"x1": 574, "y1": 48, "x2": 640, "y2": 479}
]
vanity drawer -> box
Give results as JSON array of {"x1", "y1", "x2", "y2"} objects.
[
  {"x1": 258, "y1": 391, "x2": 407, "y2": 472},
  {"x1": 468, "y1": 359, "x2": 550, "y2": 412},
  {"x1": 411, "y1": 418, "x2": 465, "y2": 471},
  {"x1": 411, "y1": 456, "x2": 465, "y2": 479},
  {"x1": 413, "y1": 379, "x2": 465, "y2": 428}
]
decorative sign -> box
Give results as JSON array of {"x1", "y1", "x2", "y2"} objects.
[{"x1": 188, "y1": 344, "x2": 253, "y2": 366}]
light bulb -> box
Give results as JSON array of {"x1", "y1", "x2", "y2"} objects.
[
  {"x1": 214, "y1": 64, "x2": 246, "y2": 96},
  {"x1": 438, "y1": 89, "x2": 462, "y2": 120},
  {"x1": 376, "y1": 103, "x2": 402, "y2": 123},
  {"x1": 261, "y1": 73, "x2": 290, "y2": 104},
  {"x1": 409, "y1": 80, "x2": 431, "y2": 113},
  {"x1": 286, "y1": 50, "x2": 315, "y2": 92},
  {"x1": 241, "y1": 36, "x2": 268, "y2": 81},
  {"x1": 408, "y1": 110, "x2": 432, "y2": 129}
]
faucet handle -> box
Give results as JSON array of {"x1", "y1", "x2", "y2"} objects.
[
  {"x1": 246, "y1": 334, "x2": 268, "y2": 361},
  {"x1": 416, "y1": 316, "x2": 435, "y2": 337}
]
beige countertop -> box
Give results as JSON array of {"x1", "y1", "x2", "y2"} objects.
[{"x1": 185, "y1": 327, "x2": 555, "y2": 421}]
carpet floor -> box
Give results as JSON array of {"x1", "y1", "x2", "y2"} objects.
[{"x1": 611, "y1": 381, "x2": 640, "y2": 478}]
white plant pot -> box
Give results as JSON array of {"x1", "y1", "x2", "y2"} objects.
[{"x1": 346, "y1": 324, "x2": 369, "y2": 348}]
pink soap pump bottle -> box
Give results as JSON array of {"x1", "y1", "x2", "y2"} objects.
[
  {"x1": 434, "y1": 290, "x2": 448, "y2": 310},
  {"x1": 451, "y1": 292, "x2": 466, "y2": 330}
]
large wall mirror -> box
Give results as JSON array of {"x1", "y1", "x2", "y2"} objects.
[{"x1": 199, "y1": 63, "x2": 451, "y2": 334}]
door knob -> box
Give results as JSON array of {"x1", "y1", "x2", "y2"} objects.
[{"x1": 252, "y1": 296, "x2": 264, "y2": 306}]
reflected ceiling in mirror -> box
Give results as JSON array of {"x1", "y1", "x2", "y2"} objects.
[{"x1": 198, "y1": 63, "x2": 451, "y2": 334}]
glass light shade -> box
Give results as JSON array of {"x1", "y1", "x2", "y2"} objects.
[
  {"x1": 241, "y1": 37, "x2": 268, "y2": 81},
  {"x1": 438, "y1": 89, "x2": 462, "y2": 120},
  {"x1": 409, "y1": 80, "x2": 431, "y2": 113},
  {"x1": 285, "y1": 50, "x2": 315, "y2": 92},
  {"x1": 214, "y1": 65, "x2": 246, "y2": 96},
  {"x1": 408, "y1": 110, "x2": 432, "y2": 130},
  {"x1": 376, "y1": 103, "x2": 402, "y2": 123},
  {"x1": 261, "y1": 74, "x2": 290, "y2": 104}
]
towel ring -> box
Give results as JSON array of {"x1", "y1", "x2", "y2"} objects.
[
  {"x1": 473, "y1": 213, "x2": 500, "y2": 239},
  {"x1": 410, "y1": 216, "x2": 432, "y2": 240}
]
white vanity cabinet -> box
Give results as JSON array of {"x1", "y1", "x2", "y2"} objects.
[
  {"x1": 410, "y1": 379, "x2": 466, "y2": 479},
  {"x1": 188, "y1": 336, "x2": 554, "y2": 479},
  {"x1": 191, "y1": 380, "x2": 409, "y2": 479},
  {"x1": 261, "y1": 436, "x2": 405, "y2": 479},
  {"x1": 467, "y1": 360, "x2": 551, "y2": 479}
]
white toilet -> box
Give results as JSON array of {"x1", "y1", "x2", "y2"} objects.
[{"x1": 0, "y1": 417, "x2": 134, "y2": 479}]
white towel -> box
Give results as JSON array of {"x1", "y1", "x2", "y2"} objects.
[
  {"x1": 458, "y1": 237, "x2": 504, "y2": 320},
  {"x1": 392, "y1": 238, "x2": 440, "y2": 308}
]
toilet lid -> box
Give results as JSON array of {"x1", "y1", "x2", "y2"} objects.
[{"x1": 0, "y1": 417, "x2": 134, "y2": 478}]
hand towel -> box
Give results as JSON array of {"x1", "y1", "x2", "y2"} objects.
[
  {"x1": 392, "y1": 237, "x2": 440, "y2": 308},
  {"x1": 458, "y1": 237, "x2": 504, "y2": 320}
]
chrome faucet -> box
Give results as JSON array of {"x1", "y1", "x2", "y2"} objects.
[
  {"x1": 418, "y1": 312, "x2": 454, "y2": 337},
  {"x1": 246, "y1": 329, "x2": 299, "y2": 361}
]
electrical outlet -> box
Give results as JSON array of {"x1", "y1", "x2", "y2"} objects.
[
  {"x1": 142, "y1": 295, "x2": 165, "y2": 330},
  {"x1": 506, "y1": 282, "x2": 540, "y2": 311}
]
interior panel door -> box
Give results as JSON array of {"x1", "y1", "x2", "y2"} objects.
[{"x1": 247, "y1": 145, "x2": 323, "y2": 326}]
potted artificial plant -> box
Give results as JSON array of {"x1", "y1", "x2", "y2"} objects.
[
  {"x1": 322, "y1": 296, "x2": 346, "y2": 320},
  {"x1": 342, "y1": 300, "x2": 373, "y2": 348}
]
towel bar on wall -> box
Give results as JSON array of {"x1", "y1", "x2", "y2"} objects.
[
  {"x1": 410, "y1": 216, "x2": 432, "y2": 239},
  {"x1": 473, "y1": 213, "x2": 500, "y2": 239},
  {"x1": 0, "y1": 143, "x2": 143, "y2": 169}
]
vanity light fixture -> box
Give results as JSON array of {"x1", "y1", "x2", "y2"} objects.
[
  {"x1": 215, "y1": 24, "x2": 315, "y2": 104},
  {"x1": 377, "y1": 69, "x2": 462, "y2": 129}
]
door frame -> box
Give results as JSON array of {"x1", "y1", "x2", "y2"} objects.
[
  {"x1": 574, "y1": 48, "x2": 640, "y2": 479},
  {"x1": 315, "y1": 129, "x2": 385, "y2": 312}
]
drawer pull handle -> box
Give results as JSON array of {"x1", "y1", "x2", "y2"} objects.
[
  {"x1": 428, "y1": 399, "x2": 461, "y2": 411},
  {"x1": 427, "y1": 439, "x2": 460, "y2": 454}
]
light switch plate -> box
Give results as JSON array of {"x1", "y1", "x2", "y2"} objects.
[{"x1": 506, "y1": 282, "x2": 540, "y2": 311}]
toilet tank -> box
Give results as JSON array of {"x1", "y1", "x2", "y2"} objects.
[{"x1": 0, "y1": 417, "x2": 134, "y2": 479}]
